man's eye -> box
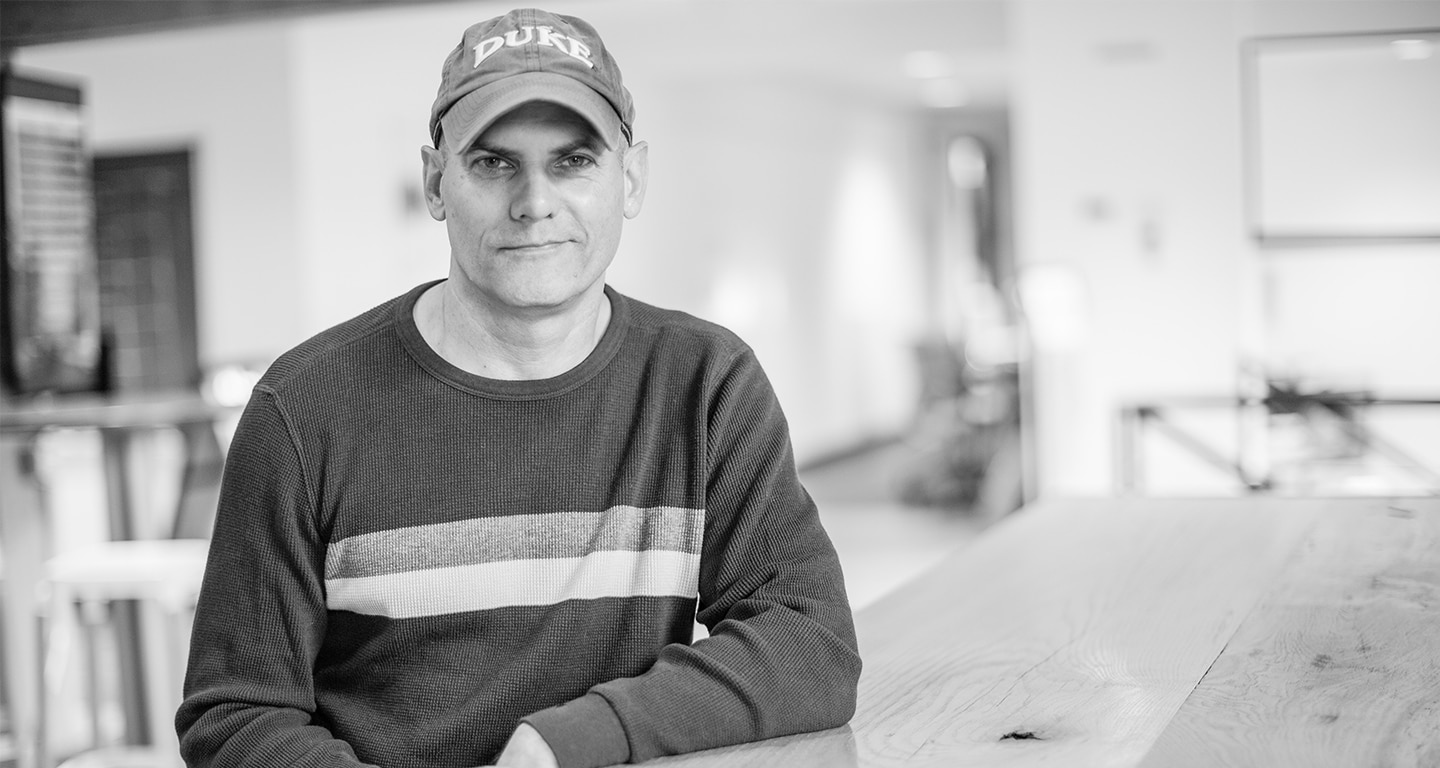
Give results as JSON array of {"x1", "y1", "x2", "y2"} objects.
[
  {"x1": 559, "y1": 154, "x2": 595, "y2": 169},
  {"x1": 473, "y1": 156, "x2": 510, "y2": 171}
]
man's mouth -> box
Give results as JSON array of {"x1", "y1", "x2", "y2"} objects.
[{"x1": 500, "y1": 240, "x2": 572, "y2": 253}]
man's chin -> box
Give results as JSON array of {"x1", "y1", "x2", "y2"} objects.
[{"x1": 483, "y1": 284, "x2": 603, "y2": 315}]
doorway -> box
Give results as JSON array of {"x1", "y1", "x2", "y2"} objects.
[{"x1": 91, "y1": 149, "x2": 199, "y2": 391}]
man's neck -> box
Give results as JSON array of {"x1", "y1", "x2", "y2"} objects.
[{"x1": 414, "y1": 280, "x2": 611, "y2": 381}]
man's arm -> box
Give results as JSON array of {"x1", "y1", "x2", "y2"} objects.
[
  {"x1": 177, "y1": 390, "x2": 373, "y2": 767},
  {"x1": 521, "y1": 347, "x2": 862, "y2": 766}
]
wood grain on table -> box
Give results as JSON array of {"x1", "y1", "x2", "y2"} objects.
[
  {"x1": 648, "y1": 497, "x2": 1440, "y2": 767},
  {"x1": 1139, "y1": 499, "x2": 1440, "y2": 768}
]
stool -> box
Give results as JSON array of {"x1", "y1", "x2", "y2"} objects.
[{"x1": 38, "y1": 540, "x2": 209, "y2": 768}]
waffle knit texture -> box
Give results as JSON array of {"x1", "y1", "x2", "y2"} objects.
[{"x1": 176, "y1": 282, "x2": 861, "y2": 767}]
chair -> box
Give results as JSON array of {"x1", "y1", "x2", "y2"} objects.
[{"x1": 38, "y1": 539, "x2": 209, "y2": 768}]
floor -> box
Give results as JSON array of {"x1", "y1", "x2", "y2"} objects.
[{"x1": 799, "y1": 442, "x2": 994, "y2": 612}]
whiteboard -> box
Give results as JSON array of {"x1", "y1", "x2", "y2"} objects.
[{"x1": 1248, "y1": 31, "x2": 1440, "y2": 240}]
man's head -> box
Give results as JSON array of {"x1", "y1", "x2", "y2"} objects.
[
  {"x1": 429, "y1": 8, "x2": 635, "y2": 154},
  {"x1": 421, "y1": 9, "x2": 647, "y2": 315}
]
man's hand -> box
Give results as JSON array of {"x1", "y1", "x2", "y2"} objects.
[{"x1": 491, "y1": 723, "x2": 559, "y2": 768}]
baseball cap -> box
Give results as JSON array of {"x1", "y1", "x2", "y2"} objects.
[{"x1": 429, "y1": 8, "x2": 635, "y2": 153}]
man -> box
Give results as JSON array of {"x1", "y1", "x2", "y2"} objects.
[{"x1": 177, "y1": 8, "x2": 861, "y2": 768}]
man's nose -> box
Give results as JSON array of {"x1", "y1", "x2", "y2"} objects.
[{"x1": 510, "y1": 168, "x2": 558, "y2": 220}]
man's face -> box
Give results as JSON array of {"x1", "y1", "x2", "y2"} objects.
[{"x1": 421, "y1": 101, "x2": 648, "y2": 314}]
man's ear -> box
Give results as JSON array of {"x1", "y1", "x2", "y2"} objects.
[
  {"x1": 621, "y1": 140, "x2": 649, "y2": 220},
  {"x1": 420, "y1": 145, "x2": 447, "y2": 222}
]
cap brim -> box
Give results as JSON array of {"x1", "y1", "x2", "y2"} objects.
[{"x1": 440, "y1": 71, "x2": 624, "y2": 153}]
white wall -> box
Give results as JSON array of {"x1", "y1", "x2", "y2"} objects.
[
  {"x1": 15, "y1": 23, "x2": 302, "y2": 370},
  {"x1": 1011, "y1": 0, "x2": 1440, "y2": 497},
  {"x1": 282, "y1": 0, "x2": 931, "y2": 461},
  {"x1": 285, "y1": 6, "x2": 457, "y2": 335},
  {"x1": 22, "y1": 0, "x2": 1438, "y2": 488},
  {"x1": 1011, "y1": 0, "x2": 1249, "y2": 495},
  {"x1": 613, "y1": 72, "x2": 929, "y2": 455},
  {"x1": 15, "y1": 0, "x2": 936, "y2": 463}
]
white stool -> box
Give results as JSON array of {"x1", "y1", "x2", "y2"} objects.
[{"x1": 39, "y1": 540, "x2": 209, "y2": 768}]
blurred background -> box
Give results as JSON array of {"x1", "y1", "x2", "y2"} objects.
[{"x1": 1, "y1": 0, "x2": 1437, "y2": 765}]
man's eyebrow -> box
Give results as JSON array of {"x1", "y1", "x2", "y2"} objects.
[
  {"x1": 461, "y1": 140, "x2": 506, "y2": 157},
  {"x1": 556, "y1": 136, "x2": 607, "y2": 155}
]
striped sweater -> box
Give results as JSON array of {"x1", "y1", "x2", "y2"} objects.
[{"x1": 177, "y1": 282, "x2": 861, "y2": 768}]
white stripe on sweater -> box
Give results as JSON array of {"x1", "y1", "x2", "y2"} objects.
[{"x1": 326, "y1": 549, "x2": 700, "y2": 619}]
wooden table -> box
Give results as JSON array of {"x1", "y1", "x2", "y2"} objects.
[{"x1": 648, "y1": 497, "x2": 1440, "y2": 767}]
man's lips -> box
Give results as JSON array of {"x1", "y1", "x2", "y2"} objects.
[{"x1": 498, "y1": 240, "x2": 573, "y2": 253}]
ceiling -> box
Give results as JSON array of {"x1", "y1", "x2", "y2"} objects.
[
  {"x1": 1, "y1": 0, "x2": 421, "y2": 51},
  {"x1": 2, "y1": 0, "x2": 1011, "y2": 109}
]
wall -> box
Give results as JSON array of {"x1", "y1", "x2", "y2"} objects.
[
  {"x1": 14, "y1": 23, "x2": 302, "y2": 370},
  {"x1": 285, "y1": 6, "x2": 456, "y2": 336},
  {"x1": 1011, "y1": 0, "x2": 1249, "y2": 496},
  {"x1": 283, "y1": 0, "x2": 932, "y2": 461},
  {"x1": 613, "y1": 72, "x2": 929, "y2": 456},
  {"x1": 14, "y1": 0, "x2": 936, "y2": 463},
  {"x1": 1010, "y1": 0, "x2": 1440, "y2": 497}
]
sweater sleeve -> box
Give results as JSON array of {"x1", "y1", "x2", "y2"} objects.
[
  {"x1": 176, "y1": 389, "x2": 374, "y2": 767},
  {"x1": 523, "y1": 347, "x2": 863, "y2": 766}
]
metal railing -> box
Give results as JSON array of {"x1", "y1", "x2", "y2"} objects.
[{"x1": 1117, "y1": 385, "x2": 1440, "y2": 496}]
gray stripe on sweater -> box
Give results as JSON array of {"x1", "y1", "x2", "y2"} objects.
[{"x1": 324, "y1": 505, "x2": 704, "y2": 579}]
